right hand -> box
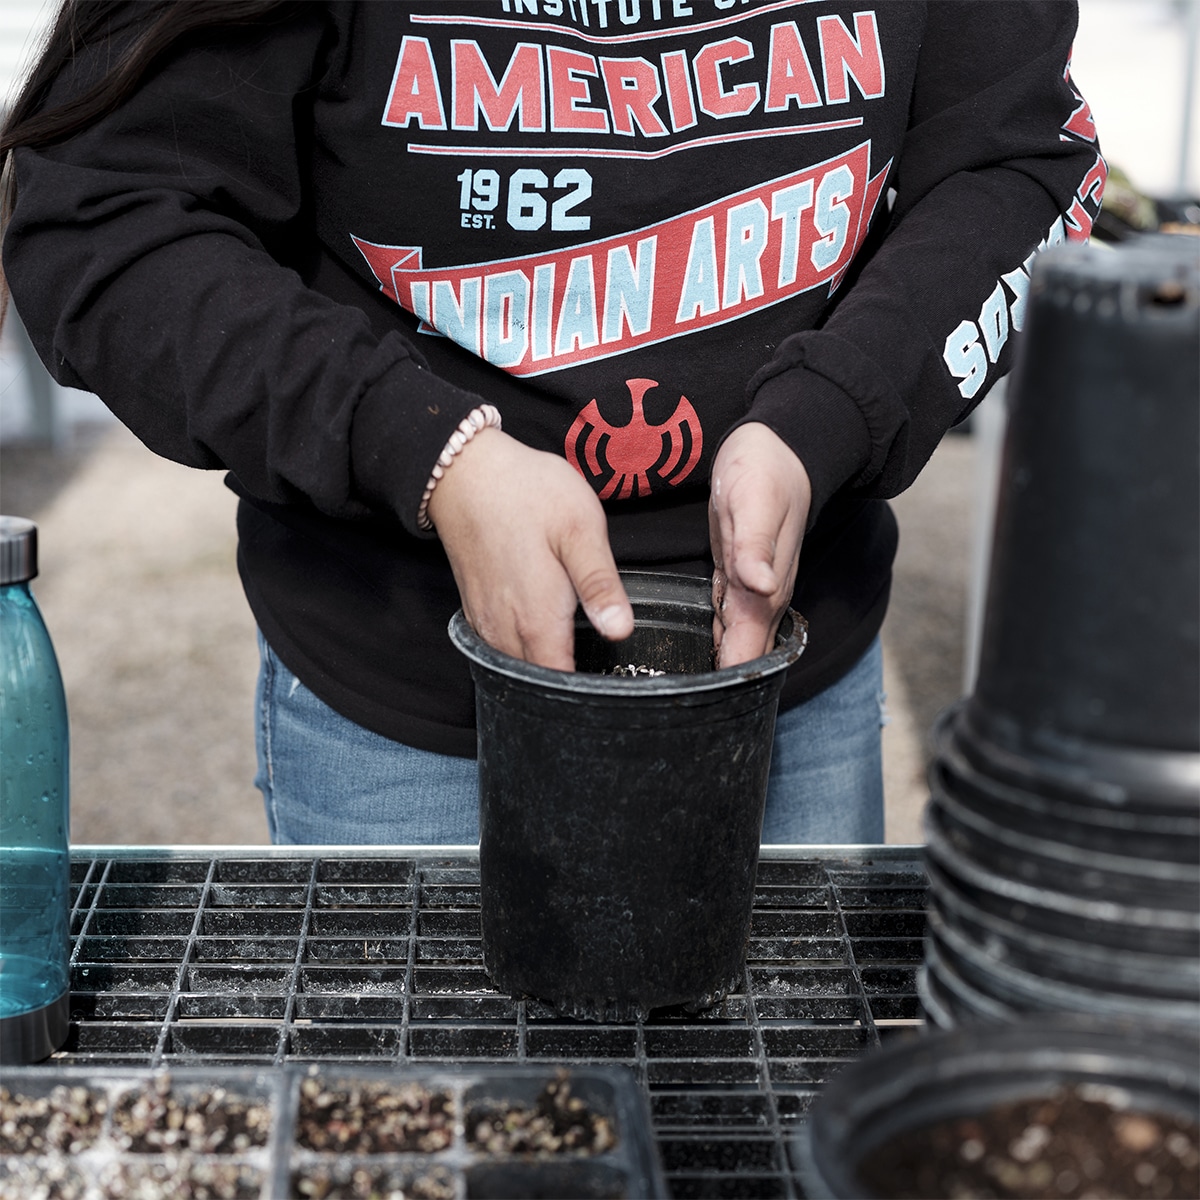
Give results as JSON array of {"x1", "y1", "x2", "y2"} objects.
[
  {"x1": 709, "y1": 422, "x2": 811, "y2": 668},
  {"x1": 427, "y1": 427, "x2": 634, "y2": 671}
]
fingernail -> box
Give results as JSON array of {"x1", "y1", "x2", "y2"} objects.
[{"x1": 592, "y1": 604, "x2": 627, "y2": 639}]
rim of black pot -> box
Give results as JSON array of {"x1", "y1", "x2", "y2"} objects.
[
  {"x1": 954, "y1": 700, "x2": 1200, "y2": 812},
  {"x1": 929, "y1": 766, "x2": 1200, "y2": 889},
  {"x1": 923, "y1": 809, "x2": 1200, "y2": 933},
  {"x1": 927, "y1": 906, "x2": 1200, "y2": 1025},
  {"x1": 915, "y1": 962, "x2": 958, "y2": 1030},
  {"x1": 921, "y1": 931, "x2": 1017, "y2": 1025},
  {"x1": 795, "y1": 1015, "x2": 1200, "y2": 1200},
  {"x1": 925, "y1": 856, "x2": 1200, "y2": 987},
  {"x1": 448, "y1": 570, "x2": 807, "y2": 697},
  {"x1": 934, "y1": 706, "x2": 1200, "y2": 835}
]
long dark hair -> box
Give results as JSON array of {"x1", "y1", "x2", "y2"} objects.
[
  {"x1": 0, "y1": 0, "x2": 291, "y2": 320},
  {"x1": 2, "y1": 0, "x2": 291, "y2": 157}
]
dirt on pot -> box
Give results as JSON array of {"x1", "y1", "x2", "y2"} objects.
[{"x1": 857, "y1": 1082, "x2": 1200, "y2": 1199}]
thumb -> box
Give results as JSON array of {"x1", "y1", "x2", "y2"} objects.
[{"x1": 729, "y1": 526, "x2": 780, "y2": 596}]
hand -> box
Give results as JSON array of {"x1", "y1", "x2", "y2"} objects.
[
  {"x1": 427, "y1": 427, "x2": 634, "y2": 670},
  {"x1": 709, "y1": 422, "x2": 811, "y2": 668}
]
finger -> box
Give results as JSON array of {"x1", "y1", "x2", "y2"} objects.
[
  {"x1": 720, "y1": 476, "x2": 787, "y2": 596},
  {"x1": 711, "y1": 562, "x2": 728, "y2": 614},
  {"x1": 716, "y1": 586, "x2": 777, "y2": 668},
  {"x1": 514, "y1": 581, "x2": 579, "y2": 672},
  {"x1": 708, "y1": 475, "x2": 733, "y2": 571},
  {"x1": 559, "y1": 523, "x2": 634, "y2": 644},
  {"x1": 727, "y1": 526, "x2": 781, "y2": 596},
  {"x1": 710, "y1": 472, "x2": 754, "y2": 659},
  {"x1": 711, "y1": 470, "x2": 782, "y2": 598},
  {"x1": 711, "y1": 566, "x2": 727, "y2": 657},
  {"x1": 453, "y1": 545, "x2": 578, "y2": 670}
]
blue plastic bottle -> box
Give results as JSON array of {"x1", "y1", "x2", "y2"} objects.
[{"x1": 0, "y1": 516, "x2": 70, "y2": 1062}]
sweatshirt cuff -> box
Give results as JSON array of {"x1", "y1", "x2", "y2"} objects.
[
  {"x1": 350, "y1": 346, "x2": 486, "y2": 538},
  {"x1": 735, "y1": 364, "x2": 873, "y2": 526}
]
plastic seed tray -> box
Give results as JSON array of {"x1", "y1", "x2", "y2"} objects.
[
  {"x1": 19, "y1": 846, "x2": 927, "y2": 1199},
  {"x1": 0, "y1": 1063, "x2": 662, "y2": 1199}
]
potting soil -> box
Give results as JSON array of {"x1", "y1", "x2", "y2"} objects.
[
  {"x1": 857, "y1": 1083, "x2": 1199, "y2": 1199},
  {"x1": 604, "y1": 663, "x2": 667, "y2": 677}
]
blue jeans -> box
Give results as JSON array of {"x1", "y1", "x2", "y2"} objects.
[{"x1": 255, "y1": 632, "x2": 885, "y2": 845}]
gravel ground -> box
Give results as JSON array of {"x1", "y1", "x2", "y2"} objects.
[
  {"x1": 1, "y1": 421, "x2": 980, "y2": 847},
  {"x1": 2, "y1": 423, "x2": 265, "y2": 845}
]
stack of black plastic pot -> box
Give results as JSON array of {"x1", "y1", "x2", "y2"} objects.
[{"x1": 920, "y1": 234, "x2": 1200, "y2": 1035}]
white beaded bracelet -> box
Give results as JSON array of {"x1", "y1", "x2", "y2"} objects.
[{"x1": 416, "y1": 403, "x2": 503, "y2": 531}]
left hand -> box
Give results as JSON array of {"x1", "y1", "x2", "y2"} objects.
[{"x1": 709, "y1": 422, "x2": 812, "y2": 668}]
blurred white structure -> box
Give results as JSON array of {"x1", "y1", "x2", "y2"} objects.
[
  {"x1": 2, "y1": 0, "x2": 112, "y2": 444},
  {"x1": 0, "y1": 0, "x2": 52, "y2": 101},
  {"x1": 1074, "y1": 0, "x2": 1200, "y2": 199}
]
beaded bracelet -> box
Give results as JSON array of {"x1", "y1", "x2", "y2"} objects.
[{"x1": 416, "y1": 403, "x2": 503, "y2": 531}]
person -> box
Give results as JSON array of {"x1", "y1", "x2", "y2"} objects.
[{"x1": 0, "y1": 0, "x2": 1105, "y2": 846}]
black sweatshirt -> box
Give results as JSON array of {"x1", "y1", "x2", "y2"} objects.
[{"x1": 4, "y1": 0, "x2": 1106, "y2": 756}]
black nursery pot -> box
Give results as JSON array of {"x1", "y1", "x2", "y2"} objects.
[
  {"x1": 932, "y1": 705, "x2": 1200, "y2": 863},
  {"x1": 795, "y1": 1019, "x2": 1200, "y2": 1200},
  {"x1": 968, "y1": 235, "x2": 1200, "y2": 781},
  {"x1": 449, "y1": 571, "x2": 806, "y2": 1021}
]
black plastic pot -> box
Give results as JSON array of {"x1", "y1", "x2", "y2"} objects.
[
  {"x1": 449, "y1": 571, "x2": 806, "y2": 1021},
  {"x1": 929, "y1": 767, "x2": 1198, "y2": 909},
  {"x1": 925, "y1": 855, "x2": 1200, "y2": 1003},
  {"x1": 923, "y1": 715, "x2": 1200, "y2": 1028},
  {"x1": 795, "y1": 1019, "x2": 1200, "y2": 1199},
  {"x1": 933, "y1": 706, "x2": 1199, "y2": 863},
  {"x1": 968, "y1": 235, "x2": 1200, "y2": 772},
  {"x1": 926, "y1": 905, "x2": 1200, "y2": 1028},
  {"x1": 918, "y1": 932, "x2": 1016, "y2": 1029},
  {"x1": 923, "y1": 809, "x2": 1200, "y2": 960},
  {"x1": 953, "y1": 698, "x2": 1199, "y2": 814}
]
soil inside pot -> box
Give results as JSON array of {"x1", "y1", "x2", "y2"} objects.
[
  {"x1": 0, "y1": 1078, "x2": 271, "y2": 1200},
  {"x1": 857, "y1": 1083, "x2": 1200, "y2": 1199},
  {"x1": 0, "y1": 1084, "x2": 107, "y2": 1153},
  {"x1": 0, "y1": 1155, "x2": 264, "y2": 1200},
  {"x1": 571, "y1": 604, "x2": 719, "y2": 676},
  {"x1": 295, "y1": 1079, "x2": 454, "y2": 1154},
  {"x1": 291, "y1": 1162, "x2": 456, "y2": 1200},
  {"x1": 113, "y1": 1077, "x2": 271, "y2": 1154},
  {"x1": 467, "y1": 1074, "x2": 617, "y2": 1157}
]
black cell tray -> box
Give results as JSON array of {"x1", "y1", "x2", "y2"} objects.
[
  {"x1": 0, "y1": 1062, "x2": 666, "y2": 1199},
  {"x1": 44, "y1": 847, "x2": 927, "y2": 1198}
]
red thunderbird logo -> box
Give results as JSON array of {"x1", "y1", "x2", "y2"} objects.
[{"x1": 565, "y1": 379, "x2": 703, "y2": 500}]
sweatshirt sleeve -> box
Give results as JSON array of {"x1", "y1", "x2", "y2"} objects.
[
  {"x1": 2, "y1": 3, "x2": 480, "y2": 536},
  {"x1": 737, "y1": 0, "x2": 1106, "y2": 524}
]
